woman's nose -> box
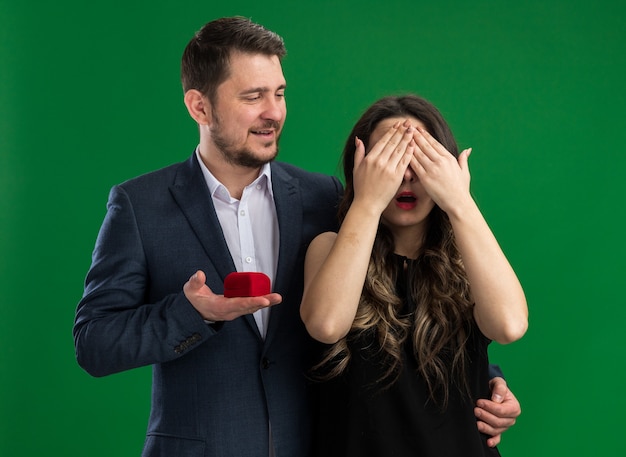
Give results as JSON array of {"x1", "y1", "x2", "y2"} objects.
[{"x1": 403, "y1": 166, "x2": 416, "y2": 182}]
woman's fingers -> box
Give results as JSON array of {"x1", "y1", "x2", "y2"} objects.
[
  {"x1": 351, "y1": 120, "x2": 416, "y2": 213},
  {"x1": 411, "y1": 127, "x2": 448, "y2": 164}
]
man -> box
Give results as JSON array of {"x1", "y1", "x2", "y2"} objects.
[{"x1": 74, "y1": 16, "x2": 520, "y2": 457}]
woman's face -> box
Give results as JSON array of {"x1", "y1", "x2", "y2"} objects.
[{"x1": 367, "y1": 116, "x2": 436, "y2": 241}]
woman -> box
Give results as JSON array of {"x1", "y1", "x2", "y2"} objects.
[{"x1": 300, "y1": 95, "x2": 528, "y2": 456}]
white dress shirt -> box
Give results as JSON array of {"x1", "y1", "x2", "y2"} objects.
[{"x1": 195, "y1": 148, "x2": 279, "y2": 338}]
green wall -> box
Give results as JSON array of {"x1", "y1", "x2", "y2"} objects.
[{"x1": 2, "y1": 0, "x2": 624, "y2": 455}]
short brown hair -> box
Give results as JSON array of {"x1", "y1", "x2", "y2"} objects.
[{"x1": 181, "y1": 16, "x2": 286, "y2": 103}]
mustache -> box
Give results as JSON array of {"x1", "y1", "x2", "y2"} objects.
[{"x1": 252, "y1": 121, "x2": 281, "y2": 131}]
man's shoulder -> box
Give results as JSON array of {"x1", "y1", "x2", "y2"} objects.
[
  {"x1": 271, "y1": 161, "x2": 338, "y2": 185},
  {"x1": 271, "y1": 162, "x2": 343, "y2": 211},
  {"x1": 117, "y1": 156, "x2": 193, "y2": 191}
]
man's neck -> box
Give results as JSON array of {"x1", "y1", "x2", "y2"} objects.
[{"x1": 198, "y1": 145, "x2": 262, "y2": 200}]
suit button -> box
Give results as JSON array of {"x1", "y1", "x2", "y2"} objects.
[{"x1": 261, "y1": 357, "x2": 271, "y2": 369}]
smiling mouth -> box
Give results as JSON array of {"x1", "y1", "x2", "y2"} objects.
[{"x1": 251, "y1": 121, "x2": 280, "y2": 137}]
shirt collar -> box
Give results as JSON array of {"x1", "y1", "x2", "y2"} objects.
[{"x1": 195, "y1": 147, "x2": 274, "y2": 202}]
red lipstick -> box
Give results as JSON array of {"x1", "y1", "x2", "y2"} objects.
[{"x1": 395, "y1": 191, "x2": 417, "y2": 210}]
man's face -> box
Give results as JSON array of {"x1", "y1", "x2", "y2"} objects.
[{"x1": 209, "y1": 52, "x2": 287, "y2": 168}]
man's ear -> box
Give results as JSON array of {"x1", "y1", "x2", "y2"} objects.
[{"x1": 183, "y1": 89, "x2": 212, "y2": 125}]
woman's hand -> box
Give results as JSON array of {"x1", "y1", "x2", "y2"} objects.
[
  {"x1": 352, "y1": 120, "x2": 415, "y2": 215},
  {"x1": 409, "y1": 127, "x2": 473, "y2": 217}
]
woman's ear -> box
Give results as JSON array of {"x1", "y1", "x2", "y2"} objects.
[{"x1": 183, "y1": 89, "x2": 212, "y2": 125}]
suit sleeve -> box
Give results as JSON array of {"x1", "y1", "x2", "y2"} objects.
[
  {"x1": 73, "y1": 185, "x2": 213, "y2": 377},
  {"x1": 488, "y1": 364, "x2": 505, "y2": 380}
]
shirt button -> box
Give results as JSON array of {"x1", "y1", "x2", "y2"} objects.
[
  {"x1": 245, "y1": 256, "x2": 253, "y2": 264},
  {"x1": 240, "y1": 210, "x2": 246, "y2": 216},
  {"x1": 256, "y1": 184, "x2": 262, "y2": 190}
]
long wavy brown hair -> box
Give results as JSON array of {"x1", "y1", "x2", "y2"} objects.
[{"x1": 315, "y1": 95, "x2": 475, "y2": 406}]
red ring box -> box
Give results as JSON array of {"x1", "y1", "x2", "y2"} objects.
[{"x1": 223, "y1": 272, "x2": 271, "y2": 297}]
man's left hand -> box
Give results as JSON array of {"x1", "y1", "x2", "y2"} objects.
[{"x1": 475, "y1": 377, "x2": 521, "y2": 447}]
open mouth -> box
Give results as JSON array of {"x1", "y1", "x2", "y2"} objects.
[
  {"x1": 396, "y1": 192, "x2": 416, "y2": 203},
  {"x1": 395, "y1": 191, "x2": 417, "y2": 210}
]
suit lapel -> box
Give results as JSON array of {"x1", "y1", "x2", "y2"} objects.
[
  {"x1": 265, "y1": 163, "x2": 302, "y2": 347},
  {"x1": 168, "y1": 155, "x2": 236, "y2": 283}
]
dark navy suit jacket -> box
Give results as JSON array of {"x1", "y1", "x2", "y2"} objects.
[{"x1": 74, "y1": 154, "x2": 343, "y2": 456}]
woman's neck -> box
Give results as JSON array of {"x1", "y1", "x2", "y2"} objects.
[{"x1": 391, "y1": 225, "x2": 425, "y2": 260}]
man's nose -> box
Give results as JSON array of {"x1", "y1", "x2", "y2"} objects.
[{"x1": 261, "y1": 96, "x2": 285, "y2": 121}]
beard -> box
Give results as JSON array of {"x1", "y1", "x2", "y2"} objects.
[{"x1": 210, "y1": 114, "x2": 281, "y2": 169}]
